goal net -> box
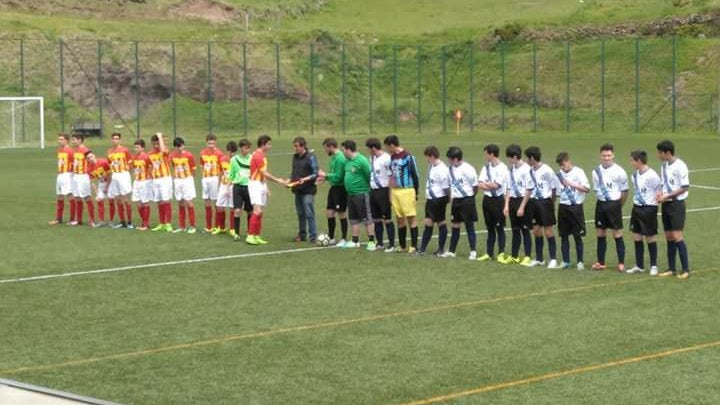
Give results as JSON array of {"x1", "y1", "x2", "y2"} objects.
[{"x1": 0, "y1": 97, "x2": 45, "y2": 149}]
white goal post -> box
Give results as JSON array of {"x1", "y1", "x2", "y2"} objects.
[{"x1": 0, "y1": 96, "x2": 45, "y2": 149}]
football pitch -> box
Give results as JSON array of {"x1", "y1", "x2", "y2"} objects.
[{"x1": 1, "y1": 131, "x2": 719, "y2": 405}]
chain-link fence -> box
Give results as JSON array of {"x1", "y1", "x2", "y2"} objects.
[{"x1": 2, "y1": 37, "x2": 719, "y2": 139}]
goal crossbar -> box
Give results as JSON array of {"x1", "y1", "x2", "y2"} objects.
[{"x1": 0, "y1": 96, "x2": 45, "y2": 149}]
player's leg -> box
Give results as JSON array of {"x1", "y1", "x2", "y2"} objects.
[
  {"x1": 463, "y1": 199, "x2": 478, "y2": 260},
  {"x1": 494, "y1": 198, "x2": 507, "y2": 261},
  {"x1": 406, "y1": 189, "x2": 419, "y2": 252},
  {"x1": 558, "y1": 206, "x2": 571, "y2": 267},
  {"x1": 294, "y1": 193, "x2": 307, "y2": 242},
  {"x1": 573, "y1": 204, "x2": 586, "y2": 270},
  {"x1": 304, "y1": 193, "x2": 317, "y2": 242},
  {"x1": 481, "y1": 197, "x2": 496, "y2": 260},
  {"x1": 370, "y1": 190, "x2": 384, "y2": 247},
  {"x1": 593, "y1": 201, "x2": 608, "y2": 269},
  {"x1": 543, "y1": 201, "x2": 559, "y2": 268},
  {"x1": 185, "y1": 180, "x2": 197, "y2": 233},
  {"x1": 532, "y1": 224, "x2": 544, "y2": 265},
  {"x1": 419, "y1": 198, "x2": 435, "y2": 254}
]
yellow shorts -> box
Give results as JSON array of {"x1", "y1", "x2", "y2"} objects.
[{"x1": 391, "y1": 188, "x2": 417, "y2": 218}]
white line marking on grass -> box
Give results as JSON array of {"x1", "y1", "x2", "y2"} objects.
[
  {"x1": 689, "y1": 168, "x2": 720, "y2": 173},
  {"x1": 691, "y1": 184, "x2": 720, "y2": 191},
  {"x1": 3, "y1": 205, "x2": 720, "y2": 285}
]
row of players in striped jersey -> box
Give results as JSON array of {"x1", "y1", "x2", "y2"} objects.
[{"x1": 51, "y1": 132, "x2": 285, "y2": 241}]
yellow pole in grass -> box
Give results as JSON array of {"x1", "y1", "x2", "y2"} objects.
[{"x1": 454, "y1": 109, "x2": 463, "y2": 135}]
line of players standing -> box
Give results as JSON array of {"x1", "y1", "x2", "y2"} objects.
[{"x1": 312, "y1": 135, "x2": 690, "y2": 278}]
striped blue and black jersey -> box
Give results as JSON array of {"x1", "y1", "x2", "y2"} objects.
[{"x1": 389, "y1": 150, "x2": 419, "y2": 193}]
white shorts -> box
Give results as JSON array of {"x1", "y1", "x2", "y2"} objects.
[
  {"x1": 71, "y1": 174, "x2": 92, "y2": 199},
  {"x1": 108, "y1": 171, "x2": 132, "y2": 198},
  {"x1": 216, "y1": 183, "x2": 233, "y2": 208},
  {"x1": 96, "y1": 181, "x2": 108, "y2": 200},
  {"x1": 174, "y1": 177, "x2": 196, "y2": 201},
  {"x1": 152, "y1": 176, "x2": 173, "y2": 202},
  {"x1": 56, "y1": 173, "x2": 73, "y2": 196},
  {"x1": 132, "y1": 180, "x2": 153, "y2": 204},
  {"x1": 202, "y1": 176, "x2": 220, "y2": 200},
  {"x1": 248, "y1": 180, "x2": 267, "y2": 207}
]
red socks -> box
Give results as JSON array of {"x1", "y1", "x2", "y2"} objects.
[
  {"x1": 178, "y1": 204, "x2": 186, "y2": 229},
  {"x1": 109, "y1": 200, "x2": 116, "y2": 222},
  {"x1": 55, "y1": 199, "x2": 65, "y2": 221},
  {"x1": 187, "y1": 206, "x2": 196, "y2": 227},
  {"x1": 97, "y1": 200, "x2": 105, "y2": 222},
  {"x1": 69, "y1": 199, "x2": 77, "y2": 222},
  {"x1": 76, "y1": 200, "x2": 84, "y2": 224},
  {"x1": 86, "y1": 200, "x2": 96, "y2": 223},
  {"x1": 125, "y1": 203, "x2": 132, "y2": 225},
  {"x1": 249, "y1": 213, "x2": 263, "y2": 235},
  {"x1": 205, "y1": 205, "x2": 213, "y2": 229},
  {"x1": 215, "y1": 209, "x2": 226, "y2": 230},
  {"x1": 118, "y1": 201, "x2": 126, "y2": 223}
]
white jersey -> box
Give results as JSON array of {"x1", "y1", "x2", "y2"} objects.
[
  {"x1": 556, "y1": 166, "x2": 589, "y2": 205},
  {"x1": 506, "y1": 162, "x2": 531, "y2": 199},
  {"x1": 592, "y1": 163, "x2": 629, "y2": 202},
  {"x1": 425, "y1": 161, "x2": 450, "y2": 200},
  {"x1": 478, "y1": 160, "x2": 508, "y2": 198},
  {"x1": 529, "y1": 163, "x2": 557, "y2": 200},
  {"x1": 632, "y1": 168, "x2": 661, "y2": 206},
  {"x1": 370, "y1": 152, "x2": 392, "y2": 189},
  {"x1": 448, "y1": 161, "x2": 477, "y2": 199},
  {"x1": 660, "y1": 158, "x2": 689, "y2": 201}
]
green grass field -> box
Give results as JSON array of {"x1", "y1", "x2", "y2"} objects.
[{"x1": 1, "y1": 130, "x2": 719, "y2": 404}]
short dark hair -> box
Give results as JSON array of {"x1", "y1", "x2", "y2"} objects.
[
  {"x1": 71, "y1": 133, "x2": 85, "y2": 142},
  {"x1": 151, "y1": 134, "x2": 159, "y2": 142},
  {"x1": 424, "y1": 145, "x2": 440, "y2": 158},
  {"x1": 600, "y1": 143, "x2": 614, "y2": 152},
  {"x1": 446, "y1": 146, "x2": 463, "y2": 160},
  {"x1": 365, "y1": 137, "x2": 382, "y2": 150},
  {"x1": 206, "y1": 133, "x2": 217, "y2": 142},
  {"x1": 173, "y1": 137, "x2": 185, "y2": 148},
  {"x1": 524, "y1": 146, "x2": 541, "y2": 162},
  {"x1": 656, "y1": 140, "x2": 675, "y2": 155},
  {"x1": 292, "y1": 136, "x2": 306, "y2": 147},
  {"x1": 483, "y1": 144, "x2": 500, "y2": 157},
  {"x1": 134, "y1": 139, "x2": 146, "y2": 148},
  {"x1": 630, "y1": 150, "x2": 647, "y2": 164},
  {"x1": 257, "y1": 134, "x2": 272, "y2": 147},
  {"x1": 322, "y1": 137, "x2": 338, "y2": 148},
  {"x1": 383, "y1": 134, "x2": 400, "y2": 147},
  {"x1": 555, "y1": 152, "x2": 569, "y2": 164},
  {"x1": 341, "y1": 139, "x2": 357, "y2": 152},
  {"x1": 83, "y1": 150, "x2": 94, "y2": 157},
  {"x1": 505, "y1": 144, "x2": 522, "y2": 159},
  {"x1": 226, "y1": 141, "x2": 238, "y2": 153},
  {"x1": 238, "y1": 138, "x2": 251, "y2": 148},
  {"x1": 111, "y1": 132, "x2": 122, "y2": 139},
  {"x1": 58, "y1": 132, "x2": 70, "y2": 141}
]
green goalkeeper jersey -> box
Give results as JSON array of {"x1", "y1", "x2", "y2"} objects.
[
  {"x1": 326, "y1": 150, "x2": 346, "y2": 187},
  {"x1": 228, "y1": 153, "x2": 251, "y2": 186},
  {"x1": 343, "y1": 153, "x2": 371, "y2": 196}
]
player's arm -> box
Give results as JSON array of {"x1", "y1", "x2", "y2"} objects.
[
  {"x1": 571, "y1": 172, "x2": 591, "y2": 193},
  {"x1": 409, "y1": 156, "x2": 420, "y2": 198},
  {"x1": 517, "y1": 188, "x2": 531, "y2": 217},
  {"x1": 297, "y1": 154, "x2": 319, "y2": 184},
  {"x1": 156, "y1": 132, "x2": 168, "y2": 154},
  {"x1": 503, "y1": 192, "x2": 511, "y2": 217},
  {"x1": 619, "y1": 172, "x2": 629, "y2": 206},
  {"x1": 261, "y1": 167, "x2": 288, "y2": 185}
]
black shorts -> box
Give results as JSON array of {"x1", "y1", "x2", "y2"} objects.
[
  {"x1": 326, "y1": 185, "x2": 348, "y2": 212},
  {"x1": 482, "y1": 195, "x2": 506, "y2": 229},
  {"x1": 425, "y1": 196, "x2": 449, "y2": 223},
  {"x1": 558, "y1": 203, "x2": 586, "y2": 237},
  {"x1": 232, "y1": 184, "x2": 252, "y2": 212},
  {"x1": 347, "y1": 193, "x2": 372, "y2": 223},
  {"x1": 661, "y1": 200, "x2": 686, "y2": 231},
  {"x1": 529, "y1": 198, "x2": 556, "y2": 227},
  {"x1": 595, "y1": 200, "x2": 623, "y2": 230},
  {"x1": 508, "y1": 197, "x2": 533, "y2": 231},
  {"x1": 370, "y1": 187, "x2": 392, "y2": 220},
  {"x1": 630, "y1": 205, "x2": 658, "y2": 236},
  {"x1": 450, "y1": 196, "x2": 478, "y2": 223}
]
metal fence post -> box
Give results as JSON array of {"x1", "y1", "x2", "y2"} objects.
[
  {"x1": 368, "y1": 45, "x2": 373, "y2": 134},
  {"x1": 672, "y1": 35, "x2": 677, "y2": 132},
  {"x1": 635, "y1": 38, "x2": 640, "y2": 133},
  {"x1": 565, "y1": 41, "x2": 570, "y2": 133},
  {"x1": 469, "y1": 44, "x2": 474, "y2": 132},
  {"x1": 97, "y1": 40, "x2": 103, "y2": 137},
  {"x1": 19, "y1": 39, "x2": 25, "y2": 141},
  {"x1": 393, "y1": 45, "x2": 398, "y2": 132},
  {"x1": 310, "y1": 43, "x2": 315, "y2": 135},
  {"x1": 134, "y1": 41, "x2": 141, "y2": 139},
  {"x1": 600, "y1": 40, "x2": 606, "y2": 132},
  {"x1": 417, "y1": 45, "x2": 422, "y2": 133},
  {"x1": 500, "y1": 42, "x2": 506, "y2": 132},
  {"x1": 242, "y1": 42, "x2": 248, "y2": 136},
  {"x1": 207, "y1": 41, "x2": 213, "y2": 135},
  {"x1": 532, "y1": 42, "x2": 537, "y2": 132},
  {"x1": 171, "y1": 41, "x2": 177, "y2": 138},
  {"x1": 341, "y1": 43, "x2": 346, "y2": 135},
  {"x1": 441, "y1": 45, "x2": 447, "y2": 133},
  {"x1": 59, "y1": 39, "x2": 65, "y2": 132}
]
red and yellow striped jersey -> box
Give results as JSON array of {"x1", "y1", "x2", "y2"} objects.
[
  {"x1": 89, "y1": 158, "x2": 111, "y2": 182},
  {"x1": 219, "y1": 154, "x2": 231, "y2": 185},
  {"x1": 250, "y1": 149, "x2": 267, "y2": 182},
  {"x1": 169, "y1": 149, "x2": 196, "y2": 179},
  {"x1": 148, "y1": 149, "x2": 171, "y2": 179},
  {"x1": 200, "y1": 147, "x2": 224, "y2": 178},
  {"x1": 72, "y1": 145, "x2": 91, "y2": 174},
  {"x1": 57, "y1": 146, "x2": 74, "y2": 174},
  {"x1": 131, "y1": 152, "x2": 152, "y2": 181},
  {"x1": 107, "y1": 146, "x2": 131, "y2": 173}
]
